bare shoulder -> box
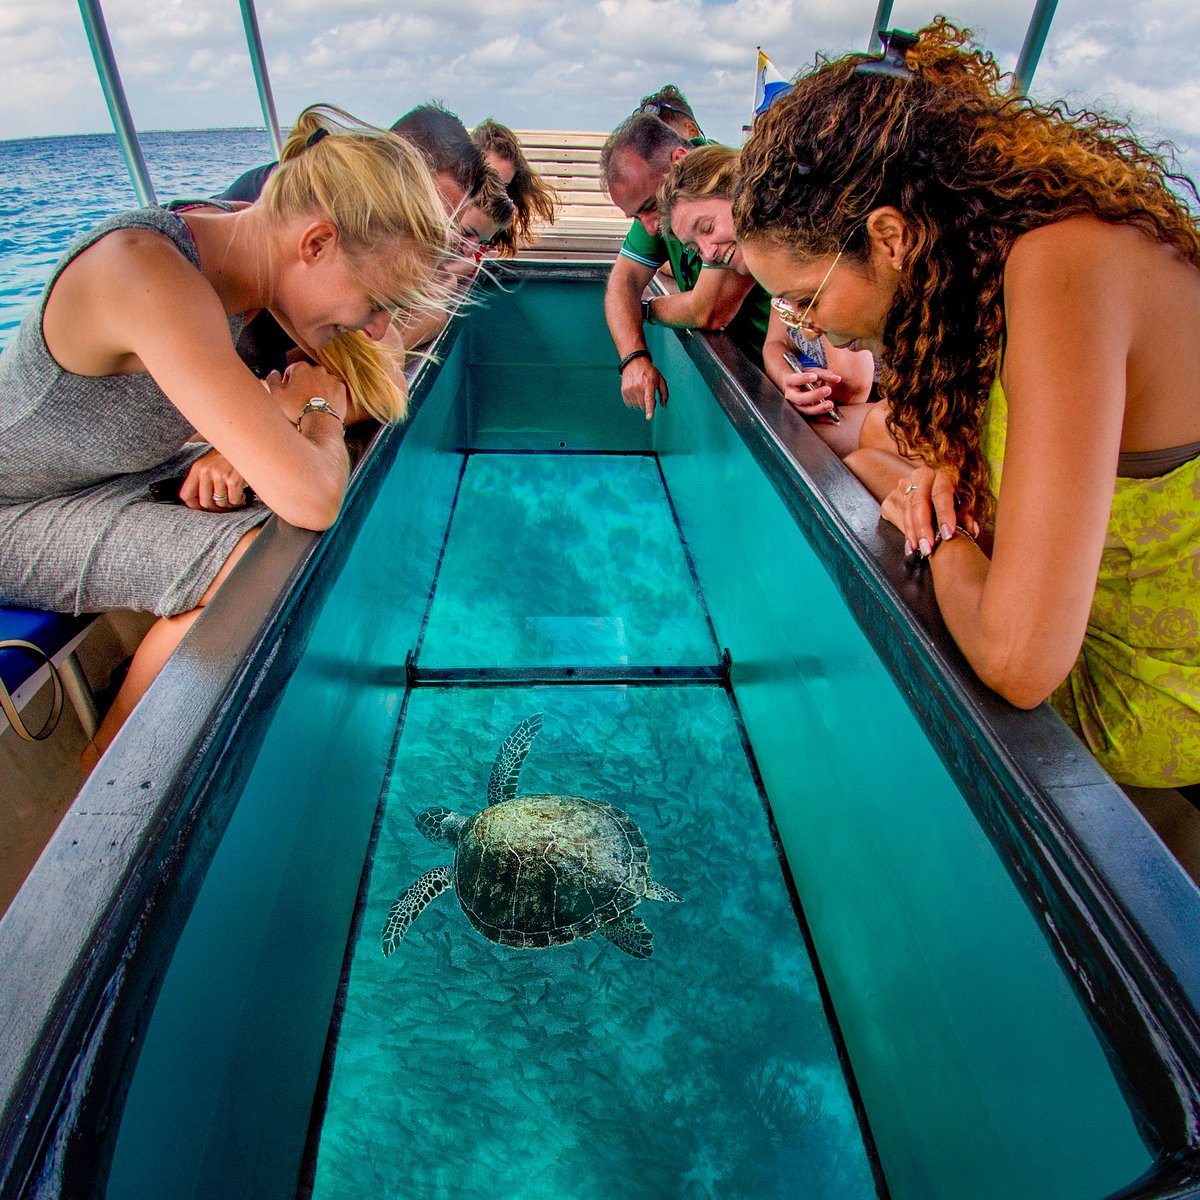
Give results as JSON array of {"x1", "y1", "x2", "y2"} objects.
[
  {"x1": 1003, "y1": 216, "x2": 1157, "y2": 334},
  {"x1": 1008, "y1": 216, "x2": 1159, "y2": 283},
  {"x1": 44, "y1": 222, "x2": 225, "y2": 373},
  {"x1": 65, "y1": 224, "x2": 226, "y2": 326}
]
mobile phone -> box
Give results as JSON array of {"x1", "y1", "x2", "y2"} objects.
[
  {"x1": 781, "y1": 351, "x2": 840, "y2": 423},
  {"x1": 148, "y1": 474, "x2": 256, "y2": 504}
]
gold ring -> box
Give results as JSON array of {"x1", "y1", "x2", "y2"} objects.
[
  {"x1": 904, "y1": 482, "x2": 918, "y2": 495},
  {"x1": 213, "y1": 494, "x2": 228, "y2": 502}
]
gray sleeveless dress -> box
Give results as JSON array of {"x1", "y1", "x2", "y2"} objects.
[{"x1": 0, "y1": 206, "x2": 268, "y2": 617}]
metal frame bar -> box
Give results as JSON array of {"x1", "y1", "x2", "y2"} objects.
[
  {"x1": 1013, "y1": 0, "x2": 1060, "y2": 95},
  {"x1": 867, "y1": 0, "x2": 895, "y2": 51},
  {"x1": 76, "y1": 0, "x2": 155, "y2": 206},
  {"x1": 238, "y1": 0, "x2": 283, "y2": 158}
]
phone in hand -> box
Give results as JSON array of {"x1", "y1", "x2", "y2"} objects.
[
  {"x1": 782, "y1": 351, "x2": 840, "y2": 423},
  {"x1": 148, "y1": 474, "x2": 256, "y2": 504}
]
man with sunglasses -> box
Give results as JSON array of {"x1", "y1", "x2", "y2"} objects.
[
  {"x1": 638, "y1": 85, "x2": 703, "y2": 141},
  {"x1": 600, "y1": 113, "x2": 769, "y2": 420}
]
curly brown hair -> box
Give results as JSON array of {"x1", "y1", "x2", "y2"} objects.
[
  {"x1": 734, "y1": 18, "x2": 1200, "y2": 519},
  {"x1": 472, "y1": 119, "x2": 558, "y2": 253}
]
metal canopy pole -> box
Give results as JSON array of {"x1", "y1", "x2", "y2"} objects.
[
  {"x1": 238, "y1": 0, "x2": 283, "y2": 158},
  {"x1": 77, "y1": 0, "x2": 156, "y2": 206},
  {"x1": 1012, "y1": 0, "x2": 1060, "y2": 95},
  {"x1": 867, "y1": 0, "x2": 895, "y2": 50}
]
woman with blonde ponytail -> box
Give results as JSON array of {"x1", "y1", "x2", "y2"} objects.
[
  {"x1": 735, "y1": 22, "x2": 1200, "y2": 794},
  {"x1": 0, "y1": 103, "x2": 450, "y2": 770}
]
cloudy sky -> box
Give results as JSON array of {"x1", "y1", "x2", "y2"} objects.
[{"x1": 2, "y1": 0, "x2": 1198, "y2": 180}]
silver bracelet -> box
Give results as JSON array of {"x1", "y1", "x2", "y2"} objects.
[{"x1": 296, "y1": 397, "x2": 345, "y2": 434}]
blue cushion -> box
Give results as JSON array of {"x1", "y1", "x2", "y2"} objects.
[{"x1": 0, "y1": 606, "x2": 95, "y2": 694}]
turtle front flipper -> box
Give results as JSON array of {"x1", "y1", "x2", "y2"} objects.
[
  {"x1": 382, "y1": 866, "x2": 453, "y2": 957},
  {"x1": 645, "y1": 880, "x2": 683, "y2": 903},
  {"x1": 598, "y1": 914, "x2": 654, "y2": 959},
  {"x1": 487, "y1": 712, "x2": 544, "y2": 807}
]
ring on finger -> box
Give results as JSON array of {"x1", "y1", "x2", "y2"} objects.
[
  {"x1": 213, "y1": 493, "x2": 229, "y2": 503},
  {"x1": 903, "y1": 482, "x2": 918, "y2": 495}
]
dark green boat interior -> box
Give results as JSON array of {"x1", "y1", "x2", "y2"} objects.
[{"x1": 3, "y1": 265, "x2": 1200, "y2": 1200}]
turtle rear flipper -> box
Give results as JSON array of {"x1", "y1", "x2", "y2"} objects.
[
  {"x1": 382, "y1": 866, "x2": 452, "y2": 957},
  {"x1": 598, "y1": 914, "x2": 653, "y2": 958},
  {"x1": 645, "y1": 880, "x2": 682, "y2": 903}
]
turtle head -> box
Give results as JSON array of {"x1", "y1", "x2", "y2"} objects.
[{"x1": 415, "y1": 806, "x2": 465, "y2": 846}]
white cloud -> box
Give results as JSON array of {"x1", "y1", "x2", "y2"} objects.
[{"x1": 0, "y1": 0, "x2": 1195, "y2": 180}]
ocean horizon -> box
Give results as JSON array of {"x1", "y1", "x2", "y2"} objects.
[{"x1": 0, "y1": 128, "x2": 279, "y2": 347}]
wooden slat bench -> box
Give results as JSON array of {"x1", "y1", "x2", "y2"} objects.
[{"x1": 511, "y1": 129, "x2": 629, "y2": 262}]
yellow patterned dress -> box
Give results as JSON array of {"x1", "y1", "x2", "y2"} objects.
[{"x1": 981, "y1": 380, "x2": 1200, "y2": 788}]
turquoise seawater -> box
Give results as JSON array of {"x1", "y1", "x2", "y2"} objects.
[
  {"x1": 309, "y1": 453, "x2": 877, "y2": 1199},
  {"x1": 0, "y1": 129, "x2": 273, "y2": 347},
  {"x1": 419, "y1": 454, "x2": 719, "y2": 668}
]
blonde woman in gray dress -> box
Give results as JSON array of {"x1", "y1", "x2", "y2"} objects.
[{"x1": 0, "y1": 105, "x2": 450, "y2": 771}]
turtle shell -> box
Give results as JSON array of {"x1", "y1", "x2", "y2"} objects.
[{"x1": 452, "y1": 794, "x2": 650, "y2": 948}]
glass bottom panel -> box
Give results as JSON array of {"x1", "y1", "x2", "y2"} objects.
[
  {"x1": 310, "y1": 685, "x2": 877, "y2": 1200},
  {"x1": 418, "y1": 454, "x2": 719, "y2": 669}
]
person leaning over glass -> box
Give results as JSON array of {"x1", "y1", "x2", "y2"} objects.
[
  {"x1": 734, "y1": 21, "x2": 1200, "y2": 797},
  {"x1": 0, "y1": 105, "x2": 451, "y2": 773}
]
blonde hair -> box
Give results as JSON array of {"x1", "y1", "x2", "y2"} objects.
[
  {"x1": 260, "y1": 104, "x2": 453, "y2": 422},
  {"x1": 658, "y1": 144, "x2": 739, "y2": 241}
]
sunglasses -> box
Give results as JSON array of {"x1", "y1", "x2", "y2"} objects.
[
  {"x1": 641, "y1": 100, "x2": 690, "y2": 121},
  {"x1": 639, "y1": 100, "x2": 704, "y2": 138}
]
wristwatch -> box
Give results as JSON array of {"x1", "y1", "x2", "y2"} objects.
[{"x1": 641, "y1": 297, "x2": 655, "y2": 326}]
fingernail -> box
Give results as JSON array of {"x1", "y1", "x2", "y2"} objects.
[
  {"x1": 919, "y1": 538, "x2": 932, "y2": 557},
  {"x1": 941, "y1": 523, "x2": 954, "y2": 541},
  {"x1": 904, "y1": 540, "x2": 913, "y2": 557}
]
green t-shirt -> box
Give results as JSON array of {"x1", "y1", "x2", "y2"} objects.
[{"x1": 618, "y1": 220, "x2": 703, "y2": 291}]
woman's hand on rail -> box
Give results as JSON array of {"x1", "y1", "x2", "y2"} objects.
[
  {"x1": 180, "y1": 449, "x2": 251, "y2": 511},
  {"x1": 882, "y1": 464, "x2": 978, "y2": 558}
]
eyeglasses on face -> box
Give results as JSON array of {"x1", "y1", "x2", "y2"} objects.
[{"x1": 769, "y1": 248, "x2": 844, "y2": 339}]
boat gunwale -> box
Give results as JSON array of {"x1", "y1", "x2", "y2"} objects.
[
  {"x1": 0, "y1": 316, "x2": 467, "y2": 1195},
  {"x1": 0, "y1": 261, "x2": 1198, "y2": 1195},
  {"x1": 668, "y1": 303, "x2": 1200, "y2": 1191}
]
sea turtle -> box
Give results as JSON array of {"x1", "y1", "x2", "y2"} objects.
[{"x1": 381, "y1": 712, "x2": 681, "y2": 959}]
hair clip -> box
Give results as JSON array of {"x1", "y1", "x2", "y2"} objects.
[
  {"x1": 856, "y1": 29, "x2": 918, "y2": 79},
  {"x1": 306, "y1": 126, "x2": 330, "y2": 149}
]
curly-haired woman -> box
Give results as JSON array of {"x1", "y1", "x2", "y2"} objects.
[
  {"x1": 658, "y1": 144, "x2": 877, "y2": 457},
  {"x1": 734, "y1": 21, "x2": 1200, "y2": 792}
]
